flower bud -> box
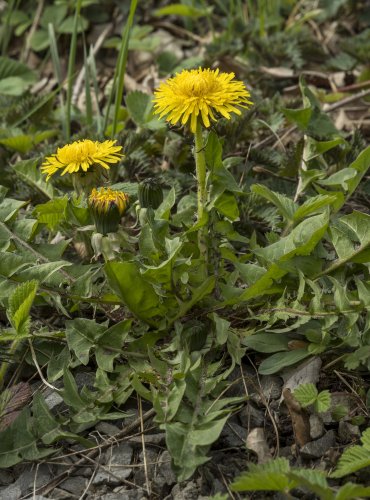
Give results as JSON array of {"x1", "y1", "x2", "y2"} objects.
[
  {"x1": 89, "y1": 187, "x2": 129, "y2": 235},
  {"x1": 138, "y1": 178, "x2": 163, "y2": 209}
]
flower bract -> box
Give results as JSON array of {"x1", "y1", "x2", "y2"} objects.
[
  {"x1": 153, "y1": 67, "x2": 253, "y2": 133},
  {"x1": 89, "y1": 187, "x2": 129, "y2": 235},
  {"x1": 41, "y1": 139, "x2": 123, "y2": 180}
]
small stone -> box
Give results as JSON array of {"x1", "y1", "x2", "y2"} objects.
[
  {"x1": 309, "y1": 414, "x2": 325, "y2": 440},
  {"x1": 239, "y1": 402, "x2": 265, "y2": 428},
  {"x1": 153, "y1": 450, "x2": 176, "y2": 490},
  {"x1": 75, "y1": 371, "x2": 96, "y2": 391},
  {"x1": 59, "y1": 476, "x2": 87, "y2": 495},
  {"x1": 260, "y1": 375, "x2": 283, "y2": 400},
  {"x1": 320, "y1": 392, "x2": 355, "y2": 424},
  {"x1": 0, "y1": 469, "x2": 14, "y2": 486},
  {"x1": 134, "y1": 448, "x2": 158, "y2": 487},
  {"x1": 171, "y1": 480, "x2": 200, "y2": 500},
  {"x1": 93, "y1": 443, "x2": 133, "y2": 485},
  {"x1": 221, "y1": 422, "x2": 247, "y2": 448},
  {"x1": 48, "y1": 488, "x2": 72, "y2": 499},
  {"x1": 95, "y1": 421, "x2": 121, "y2": 437},
  {"x1": 251, "y1": 375, "x2": 283, "y2": 404},
  {"x1": 0, "y1": 484, "x2": 22, "y2": 500},
  {"x1": 227, "y1": 365, "x2": 255, "y2": 397},
  {"x1": 338, "y1": 421, "x2": 360, "y2": 443},
  {"x1": 300, "y1": 430, "x2": 336, "y2": 459},
  {"x1": 0, "y1": 464, "x2": 53, "y2": 498},
  {"x1": 44, "y1": 390, "x2": 64, "y2": 411},
  {"x1": 103, "y1": 490, "x2": 146, "y2": 500}
]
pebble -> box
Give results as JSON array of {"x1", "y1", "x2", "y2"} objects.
[
  {"x1": 0, "y1": 469, "x2": 14, "y2": 486},
  {"x1": 93, "y1": 443, "x2": 133, "y2": 485},
  {"x1": 251, "y1": 375, "x2": 283, "y2": 404},
  {"x1": 153, "y1": 450, "x2": 176, "y2": 490},
  {"x1": 338, "y1": 421, "x2": 360, "y2": 443},
  {"x1": 221, "y1": 421, "x2": 247, "y2": 448},
  {"x1": 300, "y1": 430, "x2": 336, "y2": 459},
  {"x1": 0, "y1": 464, "x2": 53, "y2": 499},
  {"x1": 239, "y1": 402, "x2": 265, "y2": 428},
  {"x1": 309, "y1": 414, "x2": 325, "y2": 440},
  {"x1": 59, "y1": 476, "x2": 87, "y2": 495}
]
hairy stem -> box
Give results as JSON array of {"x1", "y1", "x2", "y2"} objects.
[{"x1": 194, "y1": 122, "x2": 208, "y2": 268}]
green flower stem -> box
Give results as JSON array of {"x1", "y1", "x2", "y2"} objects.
[{"x1": 194, "y1": 122, "x2": 208, "y2": 267}]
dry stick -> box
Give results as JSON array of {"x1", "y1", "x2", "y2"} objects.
[
  {"x1": 28, "y1": 340, "x2": 61, "y2": 392},
  {"x1": 33, "y1": 408, "x2": 155, "y2": 497},
  {"x1": 22, "y1": 0, "x2": 45, "y2": 63},
  {"x1": 256, "y1": 87, "x2": 370, "y2": 151},
  {"x1": 138, "y1": 396, "x2": 151, "y2": 497},
  {"x1": 72, "y1": 22, "x2": 114, "y2": 106}
]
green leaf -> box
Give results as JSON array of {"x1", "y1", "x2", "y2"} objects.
[
  {"x1": 293, "y1": 195, "x2": 337, "y2": 222},
  {"x1": 331, "y1": 428, "x2": 370, "y2": 478},
  {"x1": 344, "y1": 145, "x2": 370, "y2": 201},
  {"x1": 315, "y1": 390, "x2": 331, "y2": 413},
  {"x1": 319, "y1": 168, "x2": 357, "y2": 190},
  {"x1": 287, "y1": 469, "x2": 332, "y2": 500},
  {"x1": 12, "y1": 159, "x2": 56, "y2": 199},
  {"x1": 213, "y1": 191, "x2": 239, "y2": 220},
  {"x1": 17, "y1": 261, "x2": 72, "y2": 285},
  {"x1": 258, "y1": 349, "x2": 309, "y2": 375},
  {"x1": 251, "y1": 184, "x2": 297, "y2": 222},
  {"x1": 105, "y1": 261, "x2": 166, "y2": 325},
  {"x1": 33, "y1": 393, "x2": 93, "y2": 448},
  {"x1": 0, "y1": 409, "x2": 54, "y2": 467},
  {"x1": 0, "y1": 56, "x2": 36, "y2": 96},
  {"x1": 254, "y1": 211, "x2": 329, "y2": 263},
  {"x1": 0, "y1": 197, "x2": 28, "y2": 222},
  {"x1": 335, "y1": 483, "x2": 370, "y2": 500},
  {"x1": 61, "y1": 370, "x2": 88, "y2": 411},
  {"x1": 95, "y1": 320, "x2": 132, "y2": 372},
  {"x1": 232, "y1": 458, "x2": 293, "y2": 492},
  {"x1": 8, "y1": 280, "x2": 38, "y2": 335},
  {"x1": 325, "y1": 211, "x2": 370, "y2": 273},
  {"x1": 243, "y1": 333, "x2": 290, "y2": 353},
  {"x1": 58, "y1": 15, "x2": 88, "y2": 34},
  {"x1": 34, "y1": 197, "x2": 68, "y2": 230},
  {"x1": 236, "y1": 212, "x2": 329, "y2": 304},
  {"x1": 293, "y1": 383, "x2": 318, "y2": 407},
  {"x1": 126, "y1": 91, "x2": 164, "y2": 130},
  {"x1": 65, "y1": 318, "x2": 106, "y2": 365}
]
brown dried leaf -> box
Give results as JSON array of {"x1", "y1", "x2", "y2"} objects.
[
  {"x1": 283, "y1": 388, "x2": 310, "y2": 447},
  {"x1": 0, "y1": 382, "x2": 32, "y2": 431},
  {"x1": 246, "y1": 427, "x2": 272, "y2": 463}
]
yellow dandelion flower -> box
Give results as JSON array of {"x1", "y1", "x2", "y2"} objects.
[
  {"x1": 89, "y1": 187, "x2": 129, "y2": 234},
  {"x1": 41, "y1": 139, "x2": 123, "y2": 180},
  {"x1": 153, "y1": 67, "x2": 253, "y2": 133}
]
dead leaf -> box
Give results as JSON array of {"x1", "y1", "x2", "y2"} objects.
[
  {"x1": 260, "y1": 66, "x2": 295, "y2": 78},
  {"x1": 246, "y1": 427, "x2": 272, "y2": 463},
  {"x1": 0, "y1": 382, "x2": 32, "y2": 431},
  {"x1": 281, "y1": 356, "x2": 322, "y2": 400},
  {"x1": 283, "y1": 388, "x2": 310, "y2": 447}
]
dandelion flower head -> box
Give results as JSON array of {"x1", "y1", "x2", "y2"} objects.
[
  {"x1": 41, "y1": 139, "x2": 123, "y2": 180},
  {"x1": 89, "y1": 187, "x2": 129, "y2": 216},
  {"x1": 153, "y1": 67, "x2": 253, "y2": 133}
]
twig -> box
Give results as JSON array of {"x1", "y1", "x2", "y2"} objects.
[
  {"x1": 324, "y1": 88, "x2": 370, "y2": 112},
  {"x1": 139, "y1": 396, "x2": 151, "y2": 497},
  {"x1": 28, "y1": 340, "x2": 61, "y2": 392},
  {"x1": 22, "y1": 0, "x2": 45, "y2": 63},
  {"x1": 32, "y1": 408, "x2": 155, "y2": 497},
  {"x1": 72, "y1": 22, "x2": 114, "y2": 106}
]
